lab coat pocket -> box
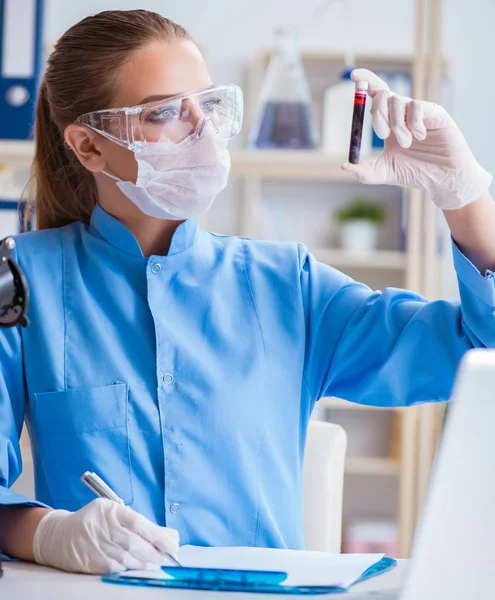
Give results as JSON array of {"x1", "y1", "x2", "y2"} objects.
[{"x1": 32, "y1": 382, "x2": 133, "y2": 510}]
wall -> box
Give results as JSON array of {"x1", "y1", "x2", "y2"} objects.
[
  {"x1": 442, "y1": 0, "x2": 494, "y2": 181},
  {"x1": 441, "y1": 0, "x2": 494, "y2": 296},
  {"x1": 45, "y1": 1, "x2": 416, "y2": 73}
]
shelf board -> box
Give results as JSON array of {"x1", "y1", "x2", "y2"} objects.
[
  {"x1": 0, "y1": 140, "x2": 35, "y2": 167},
  {"x1": 345, "y1": 457, "x2": 400, "y2": 476},
  {"x1": 312, "y1": 248, "x2": 407, "y2": 271},
  {"x1": 230, "y1": 149, "x2": 381, "y2": 182},
  {"x1": 258, "y1": 50, "x2": 418, "y2": 69},
  {"x1": 320, "y1": 397, "x2": 396, "y2": 411},
  {"x1": 257, "y1": 51, "x2": 447, "y2": 76}
]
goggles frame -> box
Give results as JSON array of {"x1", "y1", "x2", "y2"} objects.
[{"x1": 74, "y1": 84, "x2": 243, "y2": 151}]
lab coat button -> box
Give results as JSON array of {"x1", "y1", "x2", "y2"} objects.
[
  {"x1": 170, "y1": 503, "x2": 180, "y2": 514},
  {"x1": 151, "y1": 263, "x2": 161, "y2": 273},
  {"x1": 163, "y1": 373, "x2": 174, "y2": 385}
]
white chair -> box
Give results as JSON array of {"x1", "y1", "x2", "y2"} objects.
[{"x1": 303, "y1": 420, "x2": 347, "y2": 553}]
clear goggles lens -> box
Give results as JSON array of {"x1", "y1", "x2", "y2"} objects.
[{"x1": 75, "y1": 84, "x2": 243, "y2": 148}]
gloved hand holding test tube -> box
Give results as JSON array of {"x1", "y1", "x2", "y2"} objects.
[{"x1": 343, "y1": 69, "x2": 492, "y2": 209}]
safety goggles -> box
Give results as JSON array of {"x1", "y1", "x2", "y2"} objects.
[{"x1": 75, "y1": 84, "x2": 243, "y2": 150}]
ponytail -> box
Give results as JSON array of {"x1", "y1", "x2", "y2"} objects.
[
  {"x1": 27, "y1": 80, "x2": 97, "y2": 230},
  {"x1": 26, "y1": 10, "x2": 190, "y2": 231}
]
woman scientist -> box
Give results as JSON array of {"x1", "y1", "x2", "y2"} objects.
[{"x1": 0, "y1": 9, "x2": 494, "y2": 574}]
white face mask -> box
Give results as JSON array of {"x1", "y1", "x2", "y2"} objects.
[{"x1": 102, "y1": 122, "x2": 231, "y2": 220}]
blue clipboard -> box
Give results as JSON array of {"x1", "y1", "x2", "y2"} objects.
[{"x1": 102, "y1": 556, "x2": 397, "y2": 595}]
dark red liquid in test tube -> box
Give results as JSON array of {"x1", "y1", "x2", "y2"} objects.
[{"x1": 348, "y1": 81, "x2": 369, "y2": 164}]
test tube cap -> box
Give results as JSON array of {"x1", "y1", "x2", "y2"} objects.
[{"x1": 355, "y1": 81, "x2": 369, "y2": 91}]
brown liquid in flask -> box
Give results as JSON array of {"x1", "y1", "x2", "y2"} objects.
[{"x1": 249, "y1": 27, "x2": 318, "y2": 150}]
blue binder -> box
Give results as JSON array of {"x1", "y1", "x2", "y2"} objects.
[
  {"x1": 0, "y1": 0, "x2": 44, "y2": 140},
  {"x1": 102, "y1": 556, "x2": 397, "y2": 595}
]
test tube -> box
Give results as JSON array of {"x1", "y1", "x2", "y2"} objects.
[{"x1": 348, "y1": 81, "x2": 369, "y2": 164}]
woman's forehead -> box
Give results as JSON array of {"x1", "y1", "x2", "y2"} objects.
[{"x1": 112, "y1": 40, "x2": 213, "y2": 108}]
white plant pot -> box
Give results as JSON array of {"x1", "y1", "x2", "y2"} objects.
[{"x1": 340, "y1": 220, "x2": 379, "y2": 253}]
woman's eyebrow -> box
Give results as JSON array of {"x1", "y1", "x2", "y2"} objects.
[
  {"x1": 138, "y1": 86, "x2": 216, "y2": 105},
  {"x1": 137, "y1": 93, "x2": 177, "y2": 104}
]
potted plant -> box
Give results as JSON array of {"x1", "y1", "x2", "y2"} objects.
[{"x1": 335, "y1": 198, "x2": 386, "y2": 252}]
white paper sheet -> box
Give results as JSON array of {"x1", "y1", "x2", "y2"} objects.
[{"x1": 121, "y1": 546, "x2": 384, "y2": 588}]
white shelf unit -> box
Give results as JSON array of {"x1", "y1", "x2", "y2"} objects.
[
  {"x1": 319, "y1": 397, "x2": 403, "y2": 411},
  {"x1": 0, "y1": 140, "x2": 34, "y2": 167},
  {"x1": 230, "y1": 149, "x2": 381, "y2": 182},
  {"x1": 312, "y1": 247, "x2": 406, "y2": 271},
  {"x1": 345, "y1": 457, "x2": 400, "y2": 477},
  {"x1": 318, "y1": 398, "x2": 404, "y2": 477},
  {"x1": 320, "y1": 399, "x2": 403, "y2": 477},
  {"x1": 233, "y1": 41, "x2": 446, "y2": 557}
]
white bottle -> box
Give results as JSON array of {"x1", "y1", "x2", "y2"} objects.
[{"x1": 322, "y1": 68, "x2": 372, "y2": 158}]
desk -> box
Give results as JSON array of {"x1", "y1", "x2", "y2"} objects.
[{"x1": 2, "y1": 560, "x2": 408, "y2": 599}]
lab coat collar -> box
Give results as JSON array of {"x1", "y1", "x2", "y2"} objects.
[{"x1": 89, "y1": 203, "x2": 200, "y2": 258}]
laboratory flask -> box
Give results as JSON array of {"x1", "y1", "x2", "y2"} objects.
[{"x1": 249, "y1": 27, "x2": 318, "y2": 150}]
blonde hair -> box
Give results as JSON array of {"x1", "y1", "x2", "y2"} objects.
[{"x1": 29, "y1": 10, "x2": 190, "y2": 230}]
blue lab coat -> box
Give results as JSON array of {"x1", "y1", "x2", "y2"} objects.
[{"x1": 0, "y1": 203, "x2": 494, "y2": 549}]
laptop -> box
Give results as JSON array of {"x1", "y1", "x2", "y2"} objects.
[{"x1": 352, "y1": 349, "x2": 495, "y2": 600}]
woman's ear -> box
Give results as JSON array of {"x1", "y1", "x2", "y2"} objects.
[{"x1": 64, "y1": 124, "x2": 107, "y2": 173}]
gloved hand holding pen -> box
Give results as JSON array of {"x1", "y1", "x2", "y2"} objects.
[
  {"x1": 32, "y1": 499, "x2": 180, "y2": 574},
  {"x1": 342, "y1": 69, "x2": 492, "y2": 210}
]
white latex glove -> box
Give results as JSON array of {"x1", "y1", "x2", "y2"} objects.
[
  {"x1": 33, "y1": 498, "x2": 180, "y2": 574},
  {"x1": 343, "y1": 69, "x2": 492, "y2": 210}
]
